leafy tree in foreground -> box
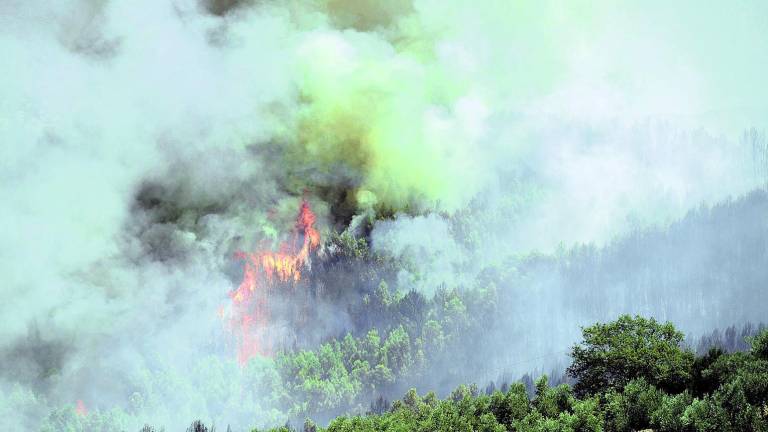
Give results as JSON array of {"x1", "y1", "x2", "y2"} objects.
[{"x1": 567, "y1": 315, "x2": 695, "y2": 398}]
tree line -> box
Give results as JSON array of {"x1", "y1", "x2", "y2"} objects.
[{"x1": 256, "y1": 315, "x2": 768, "y2": 432}]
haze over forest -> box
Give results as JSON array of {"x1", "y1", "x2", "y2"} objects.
[{"x1": 1, "y1": 1, "x2": 767, "y2": 430}]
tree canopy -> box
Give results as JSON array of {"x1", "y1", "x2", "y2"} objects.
[{"x1": 567, "y1": 315, "x2": 695, "y2": 397}]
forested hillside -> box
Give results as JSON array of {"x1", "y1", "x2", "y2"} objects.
[
  {"x1": 146, "y1": 316, "x2": 768, "y2": 432},
  {"x1": 33, "y1": 189, "x2": 768, "y2": 431},
  {"x1": 307, "y1": 317, "x2": 768, "y2": 432},
  {"x1": 476, "y1": 188, "x2": 768, "y2": 378}
]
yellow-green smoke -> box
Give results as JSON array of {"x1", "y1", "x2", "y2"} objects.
[
  {"x1": 267, "y1": 0, "x2": 498, "y2": 214},
  {"x1": 294, "y1": 32, "x2": 477, "y2": 212},
  {"x1": 278, "y1": 0, "x2": 588, "y2": 215},
  {"x1": 275, "y1": 0, "x2": 768, "y2": 219}
]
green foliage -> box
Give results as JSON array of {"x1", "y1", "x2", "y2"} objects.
[
  {"x1": 121, "y1": 313, "x2": 768, "y2": 432},
  {"x1": 327, "y1": 231, "x2": 370, "y2": 261},
  {"x1": 39, "y1": 405, "x2": 132, "y2": 432},
  {"x1": 751, "y1": 329, "x2": 768, "y2": 361},
  {"x1": 568, "y1": 397, "x2": 604, "y2": 432},
  {"x1": 621, "y1": 378, "x2": 664, "y2": 430},
  {"x1": 650, "y1": 391, "x2": 693, "y2": 432},
  {"x1": 266, "y1": 316, "x2": 768, "y2": 432},
  {"x1": 689, "y1": 347, "x2": 725, "y2": 397},
  {"x1": 488, "y1": 383, "x2": 531, "y2": 427},
  {"x1": 568, "y1": 315, "x2": 695, "y2": 397},
  {"x1": 533, "y1": 376, "x2": 574, "y2": 419},
  {"x1": 681, "y1": 396, "x2": 730, "y2": 432},
  {"x1": 264, "y1": 276, "x2": 496, "y2": 420}
]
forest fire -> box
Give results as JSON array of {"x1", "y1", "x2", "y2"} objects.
[{"x1": 227, "y1": 200, "x2": 320, "y2": 364}]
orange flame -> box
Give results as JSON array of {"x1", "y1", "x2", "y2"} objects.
[{"x1": 227, "y1": 199, "x2": 320, "y2": 364}]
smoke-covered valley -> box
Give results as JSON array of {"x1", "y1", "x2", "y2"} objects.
[{"x1": 1, "y1": 1, "x2": 767, "y2": 430}]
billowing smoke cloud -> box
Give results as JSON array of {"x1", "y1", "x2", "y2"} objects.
[{"x1": 1, "y1": 0, "x2": 767, "y2": 430}]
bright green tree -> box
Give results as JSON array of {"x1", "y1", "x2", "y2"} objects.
[{"x1": 567, "y1": 315, "x2": 694, "y2": 397}]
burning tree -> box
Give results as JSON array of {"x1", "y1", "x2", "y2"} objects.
[{"x1": 227, "y1": 200, "x2": 321, "y2": 364}]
